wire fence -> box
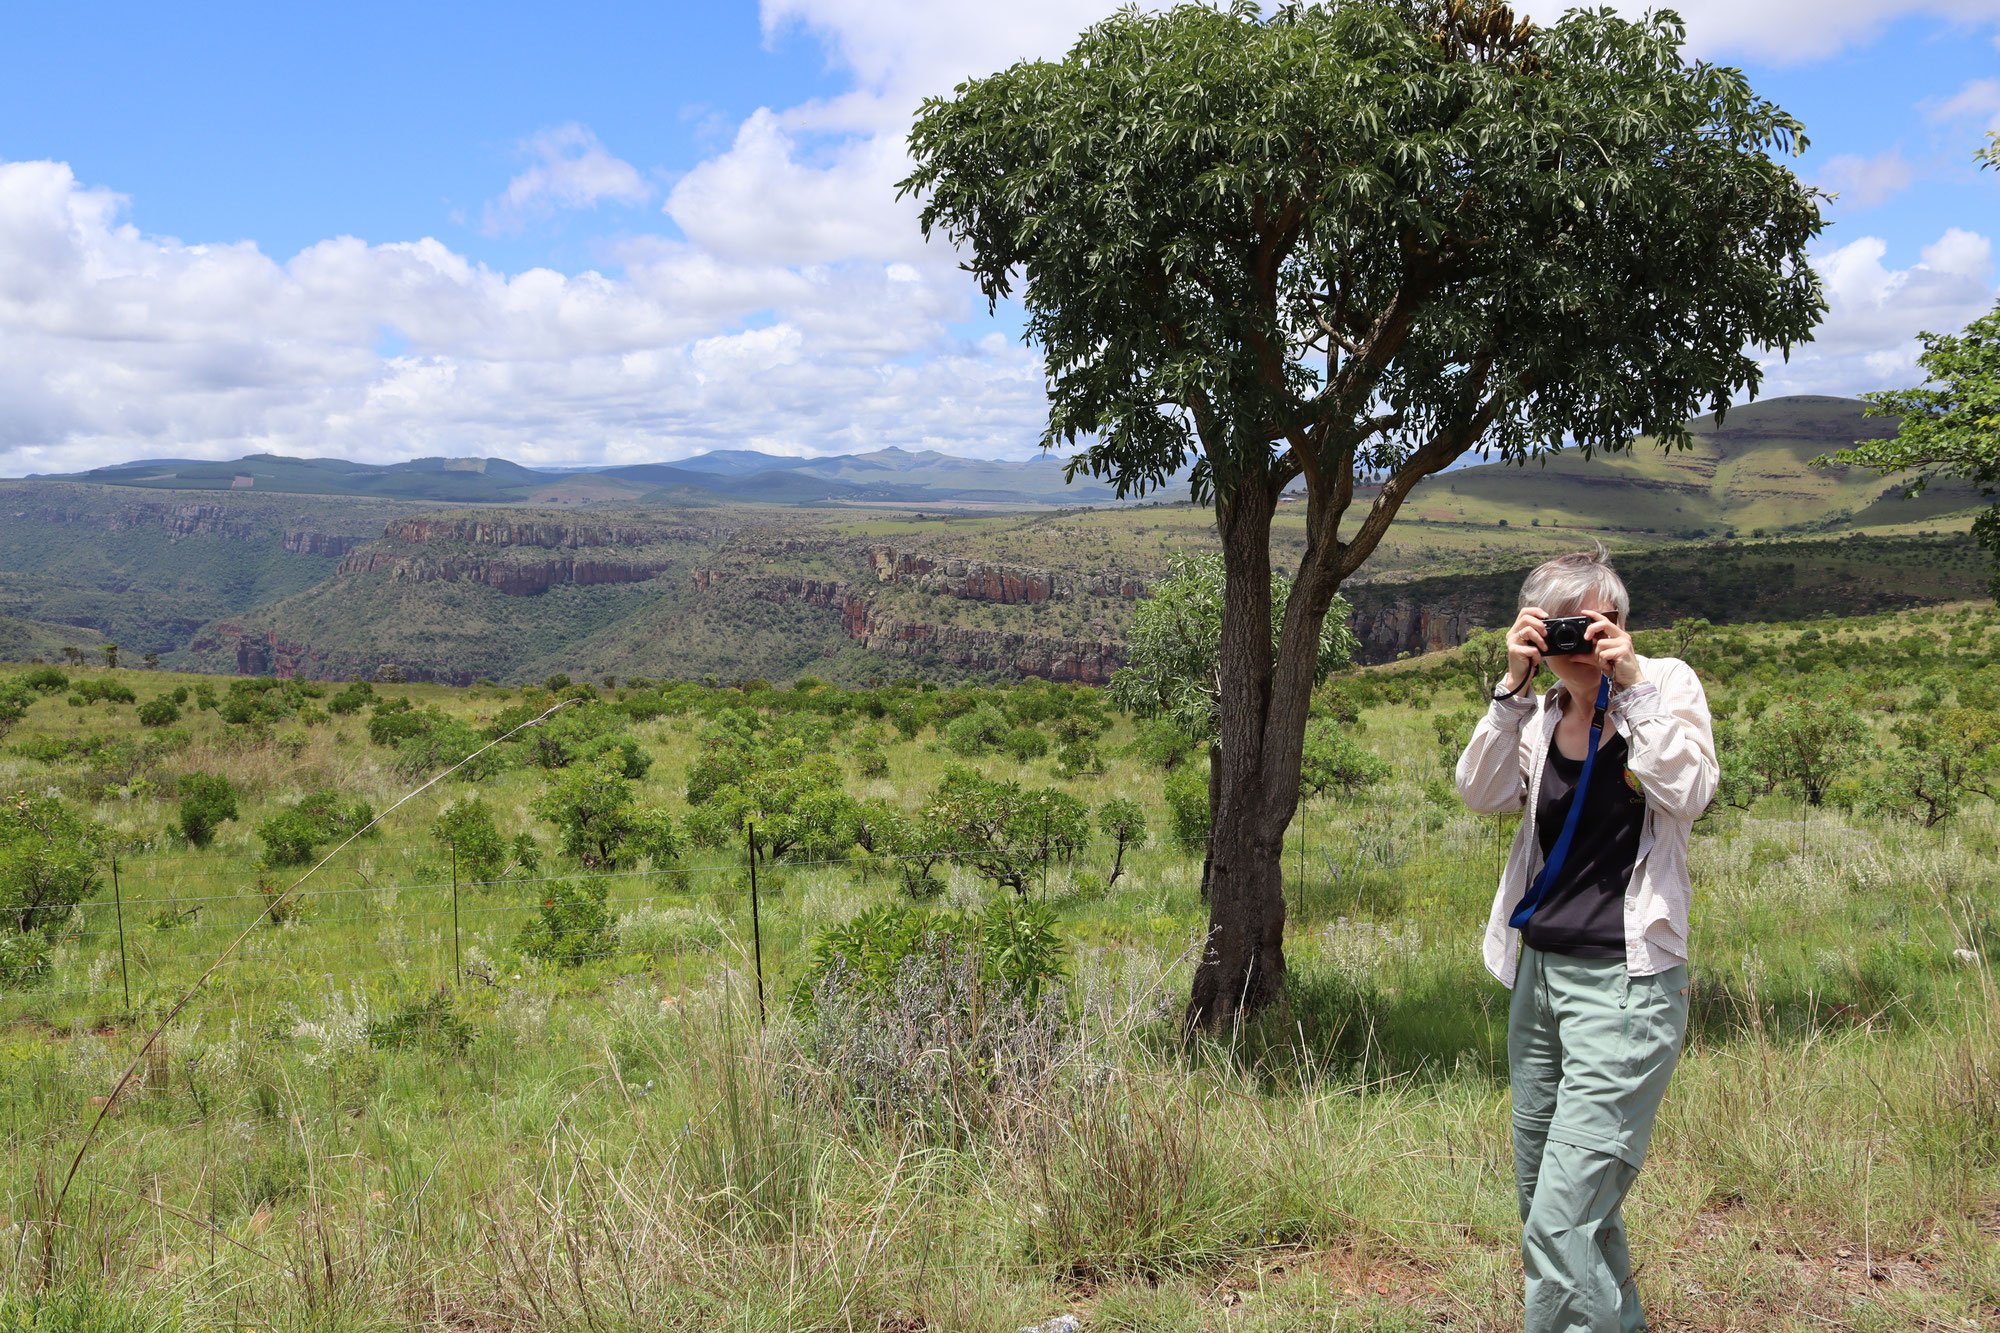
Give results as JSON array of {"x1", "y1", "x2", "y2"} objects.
[{"x1": 3, "y1": 803, "x2": 1518, "y2": 1029}]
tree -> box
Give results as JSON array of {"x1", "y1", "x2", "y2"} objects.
[
  {"x1": 432, "y1": 796, "x2": 510, "y2": 883},
  {"x1": 921, "y1": 767, "x2": 1089, "y2": 897},
  {"x1": 1107, "y1": 550, "x2": 1354, "y2": 898},
  {"x1": 1750, "y1": 698, "x2": 1867, "y2": 807},
  {"x1": 0, "y1": 682, "x2": 29, "y2": 743},
  {"x1": 99, "y1": 644, "x2": 118, "y2": 670},
  {"x1": 1670, "y1": 617, "x2": 1714, "y2": 662},
  {"x1": 0, "y1": 791, "x2": 103, "y2": 987},
  {"x1": 1823, "y1": 134, "x2": 1998, "y2": 591},
  {"x1": 1866, "y1": 710, "x2": 2000, "y2": 827},
  {"x1": 1299, "y1": 721, "x2": 1391, "y2": 799},
  {"x1": 141, "y1": 651, "x2": 160, "y2": 670},
  {"x1": 1098, "y1": 798, "x2": 1148, "y2": 888},
  {"x1": 1459, "y1": 629, "x2": 1508, "y2": 696},
  {"x1": 903, "y1": 2, "x2": 1822, "y2": 1025}
]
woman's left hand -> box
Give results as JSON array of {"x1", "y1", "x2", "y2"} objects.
[{"x1": 1584, "y1": 611, "x2": 1645, "y2": 689}]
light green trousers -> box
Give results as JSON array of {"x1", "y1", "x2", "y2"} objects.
[{"x1": 1509, "y1": 946, "x2": 1689, "y2": 1333}]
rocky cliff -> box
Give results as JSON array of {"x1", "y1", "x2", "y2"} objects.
[
  {"x1": 693, "y1": 569, "x2": 1124, "y2": 683},
  {"x1": 868, "y1": 544, "x2": 1145, "y2": 603},
  {"x1": 379, "y1": 516, "x2": 727, "y2": 549},
  {"x1": 281, "y1": 530, "x2": 365, "y2": 557},
  {"x1": 337, "y1": 549, "x2": 683, "y2": 595}
]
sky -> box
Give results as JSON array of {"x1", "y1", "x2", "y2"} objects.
[{"x1": 0, "y1": 0, "x2": 1996, "y2": 477}]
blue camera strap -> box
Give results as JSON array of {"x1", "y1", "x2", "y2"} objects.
[{"x1": 1510, "y1": 675, "x2": 1611, "y2": 931}]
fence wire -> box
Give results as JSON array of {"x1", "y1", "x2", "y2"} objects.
[{"x1": 3, "y1": 807, "x2": 1510, "y2": 1026}]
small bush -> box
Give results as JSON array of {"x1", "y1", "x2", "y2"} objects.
[
  {"x1": 20, "y1": 666, "x2": 69, "y2": 693},
  {"x1": 136, "y1": 697, "x2": 181, "y2": 727},
  {"x1": 176, "y1": 772, "x2": 238, "y2": 848},
  {"x1": 366, "y1": 990, "x2": 476, "y2": 1056},
  {"x1": 1053, "y1": 741, "x2": 1103, "y2": 779},
  {"x1": 1164, "y1": 765, "x2": 1211, "y2": 858},
  {"x1": 1003, "y1": 726, "x2": 1050, "y2": 762},
  {"x1": 256, "y1": 791, "x2": 373, "y2": 868},
  {"x1": 516, "y1": 878, "x2": 618, "y2": 966},
  {"x1": 945, "y1": 704, "x2": 1011, "y2": 756}
]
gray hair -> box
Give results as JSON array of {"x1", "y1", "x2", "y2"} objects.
[{"x1": 1518, "y1": 543, "x2": 1630, "y2": 620}]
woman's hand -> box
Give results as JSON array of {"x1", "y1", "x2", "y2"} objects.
[
  {"x1": 1585, "y1": 611, "x2": 1645, "y2": 688},
  {"x1": 1500, "y1": 606, "x2": 1549, "y2": 695}
]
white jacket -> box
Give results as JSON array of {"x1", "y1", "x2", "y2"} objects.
[{"x1": 1455, "y1": 654, "x2": 1717, "y2": 987}]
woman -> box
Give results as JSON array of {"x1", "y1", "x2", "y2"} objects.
[{"x1": 1456, "y1": 545, "x2": 1717, "y2": 1333}]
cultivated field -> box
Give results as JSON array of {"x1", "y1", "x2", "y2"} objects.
[{"x1": 3, "y1": 603, "x2": 2000, "y2": 1331}]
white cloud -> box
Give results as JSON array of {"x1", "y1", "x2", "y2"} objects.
[
  {"x1": 1929, "y1": 77, "x2": 2000, "y2": 129},
  {"x1": 8, "y1": 2, "x2": 2000, "y2": 480},
  {"x1": 1512, "y1": 0, "x2": 2000, "y2": 62},
  {"x1": 0, "y1": 158, "x2": 1045, "y2": 476},
  {"x1": 1762, "y1": 228, "x2": 1998, "y2": 393},
  {"x1": 1817, "y1": 150, "x2": 1917, "y2": 210},
  {"x1": 481, "y1": 124, "x2": 652, "y2": 235}
]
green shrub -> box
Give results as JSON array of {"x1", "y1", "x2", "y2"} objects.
[
  {"x1": 256, "y1": 791, "x2": 374, "y2": 868},
  {"x1": 431, "y1": 796, "x2": 509, "y2": 881},
  {"x1": 1299, "y1": 721, "x2": 1390, "y2": 799},
  {"x1": 1003, "y1": 726, "x2": 1050, "y2": 761},
  {"x1": 366, "y1": 989, "x2": 476, "y2": 1056},
  {"x1": 136, "y1": 698, "x2": 181, "y2": 727},
  {"x1": 176, "y1": 772, "x2": 238, "y2": 848},
  {"x1": 1164, "y1": 765, "x2": 1210, "y2": 857},
  {"x1": 0, "y1": 790, "x2": 102, "y2": 989},
  {"x1": 1053, "y1": 741, "x2": 1103, "y2": 779},
  {"x1": 1128, "y1": 718, "x2": 1195, "y2": 770},
  {"x1": 515, "y1": 878, "x2": 618, "y2": 966},
  {"x1": 945, "y1": 704, "x2": 1011, "y2": 756},
  {"x1": 853, "y1": 742, "x2": 890, "y2": 778},
  {"x1": 327, "y1": 681, "x2": 374, "y2": 715},
  {"x1": 799, "y1": 896, "x2": 1067, "y2": 1008},
  {"x1": 20, "y1": 666, "x2": 68, "y2": 693}
]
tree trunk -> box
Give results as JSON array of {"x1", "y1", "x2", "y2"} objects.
[
  {"x1": 1185, "y1": 488, "x2": 1314, "y2": 1031},
  {"x1": 1198, "y1": 741, "x2": 1220, "y2": 902}
]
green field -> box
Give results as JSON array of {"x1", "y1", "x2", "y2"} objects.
[{"x1": 2, "y1": 597, "x2": 1999, "y2": 1330}]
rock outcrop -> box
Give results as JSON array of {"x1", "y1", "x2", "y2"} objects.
[
  {"x1": 281, "y1": 530, "x2": 364, "y2": 557},
  {"x1": 1345, "y1": 593, "x2": 1493, "y2": 662},
  {"x1": 338, "y1": 549, "x2": 680, "y2": 595},
  {"x1": 378, "y1": 517, "x2": 725, "y2": 549},
  {"x1": 693, "y1": 569, "x2": 1123, "y2": 683},
  {"x1": 868, "y1": 544, "x2": 1144, "y2": 602}
]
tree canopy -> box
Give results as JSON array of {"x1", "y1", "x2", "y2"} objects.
[
  {"x1": 903, "y1": 0, "x2": 1825, "y2": 1026},
  {"x1": 1826, "y1": 132, "x2": 1999, "y2": 593}
]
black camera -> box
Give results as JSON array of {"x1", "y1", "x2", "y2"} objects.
[{"x1": 1540, "y1": 615, "x2": 1596, "y2": 657}]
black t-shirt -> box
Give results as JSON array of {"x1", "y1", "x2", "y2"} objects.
[{"x1": 1524, "y1": 730, "x2": 1646, "y2": 959}]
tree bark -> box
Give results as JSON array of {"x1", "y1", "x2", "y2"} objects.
[{"x1": 1186, "y1": 485, "x2": 1301, "y2": 1031}]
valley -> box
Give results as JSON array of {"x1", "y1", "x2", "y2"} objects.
[{"x1": 2, "y1": 396, "x2": 1991, "y2": 686}]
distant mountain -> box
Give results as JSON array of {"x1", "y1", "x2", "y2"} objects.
[{"x1": 39, "y1": 444, "x2": 1123, "y2": 508}]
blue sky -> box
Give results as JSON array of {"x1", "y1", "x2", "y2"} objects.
[{"x1": 0, "y1": 0, "x2": 1995, "y2": 475}]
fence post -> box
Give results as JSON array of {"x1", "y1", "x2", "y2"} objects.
[
  {"x1": 747, "y1": 823, "x2": 766, "y2": 1026},
  {"x1": 449, "y1": 844, "x2": 461, "y2": 986},
  {"x1": 111, "y1": 852, "x2": 131, "y2": 1011}
]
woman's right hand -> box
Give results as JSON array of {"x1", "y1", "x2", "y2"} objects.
[{"x1": 1501, "y1": 606, "x2": 1548, "y2": 695}]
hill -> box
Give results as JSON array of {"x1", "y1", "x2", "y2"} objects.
[
  {"x1": 38, "y1": 445, "x2": 1126, "y2": 508},
  {"x1": 1397, "y1": 395, "x2": 1985, "y2": 538}
]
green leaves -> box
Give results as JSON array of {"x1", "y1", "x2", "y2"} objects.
[
  {"x1": 1824, "y1": 301, "x2": 2000, "y2": 595},
  {"x1": 0, "y1": 789, "x2": 102, "y2": 989},
  {"x1": 903, "y1": 2, "x2": 1823, "y2": 499},
  {"x1": 1108, "y1": 551, "x2": 1355, "y2": 742}
]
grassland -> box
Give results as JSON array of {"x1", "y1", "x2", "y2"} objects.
[{"x1": 0, "y1": 598, "x2": 1998, "y2": 1331}]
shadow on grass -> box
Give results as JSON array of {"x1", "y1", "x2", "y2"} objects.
[{"x1": 1169, "y1": 935, "x2": 1977, "y2": 1093}]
